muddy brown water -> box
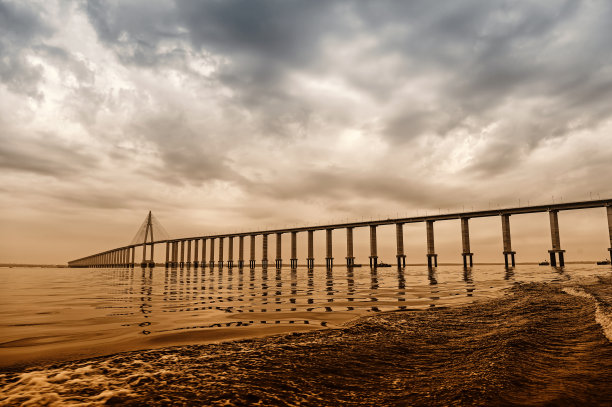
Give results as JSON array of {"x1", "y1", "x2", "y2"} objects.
[{"x1": 1, "y1": 264, "x2": 611, "y2": 405}]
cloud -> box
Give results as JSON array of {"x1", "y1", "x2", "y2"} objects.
[
  {"x1": 1, "y1": 0, "x2": 612, "y2": 262},
  {"x1": 0, "y1": 0, "x2": 54, "y2": 97}
]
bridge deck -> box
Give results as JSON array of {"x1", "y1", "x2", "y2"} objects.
[{"x1": 70, "y1": 199, "x2": 612, "y2": 260}]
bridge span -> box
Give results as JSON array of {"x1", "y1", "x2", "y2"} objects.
[{"x1": 68, "y1": 199, "x2": 612, "y2": 269}]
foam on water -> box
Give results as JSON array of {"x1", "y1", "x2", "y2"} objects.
[
  {"x1": 3, "y1": 277, "x2": 612, "y2": 405},
  {"x1": 563, "y1": 286, "x2": 612, "y2": 341},
  {"x1": 0, "y1": 363, "x2": 136, "y2": 406}
]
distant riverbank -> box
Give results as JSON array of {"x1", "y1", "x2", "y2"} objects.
[{"x1": 2, "y1": 276, "x2": 611, "y2": 406}]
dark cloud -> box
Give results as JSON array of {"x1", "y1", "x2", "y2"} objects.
[
  {"x1": 127, "y1": 113, "x2": 244, "y2": 186},
  {"x1": 81, "y1": 0, "x2": 612, "y2": 148},
  {"x1": 0, "y1": 131, "x2": 98, "y2": 178},
  {"x1": 0, "y1": 1, "x2": 54, "y2": 97}
]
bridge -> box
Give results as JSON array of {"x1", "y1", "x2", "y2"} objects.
[{"x1": 68, "y1": 199, "x2": 612, "y2": 269}]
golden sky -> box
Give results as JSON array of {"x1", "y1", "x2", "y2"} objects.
[{"x1": 0, "y1": 1, "x2": 611, "y2": 264}]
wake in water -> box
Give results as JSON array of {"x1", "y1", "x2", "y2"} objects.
[{"x1": 1, "y1": 276, "x2": 612, "y2": 406}]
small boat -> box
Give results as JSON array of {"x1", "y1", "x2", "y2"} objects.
[
  {"x1": 597, "y1": 260, "x2": 611, "y2": 265},
  {"x1": 539, "y1": 261, "x2": 550, "y2": 266},
  {"x1": 377, "y1": 262, "x2": 392, "y2": 268}
]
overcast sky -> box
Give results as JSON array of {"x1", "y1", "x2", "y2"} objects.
[{"x1": 1, "y1": 0, "x2": 611, "y2": 264}]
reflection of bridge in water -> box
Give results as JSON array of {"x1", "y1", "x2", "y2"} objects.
[
  {"x1": 69, "y1": 199, "x2": 612, "y2": 269},
  {"x1": 111, "y1": 263, "x2": 505, "y2": 338}
]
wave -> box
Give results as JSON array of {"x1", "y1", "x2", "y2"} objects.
[{"x1": 2, "y1": 279, "x2": 612, "y2": 406}]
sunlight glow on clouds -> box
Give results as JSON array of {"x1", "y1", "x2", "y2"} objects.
[{"x1": 0, "y1": 0, "x2": 611, "y2": 262}]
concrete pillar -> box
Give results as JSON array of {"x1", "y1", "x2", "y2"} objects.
[
  {"x1": 238, "y1": 236, "x2": 244, "y2": 268},
  {"x1": 131, "y1": 246, "x2": 135, "y2": 268},
  {"x1": 165, "y1": 242, "x2": 170, "y2": 267},
  {"x1": 193, "y1": 239, "x2": 199, "y2": 268},
  {"x1": 426, "y1": 220, "x2": 438, "y2": 269},
  {"x1": 607, "y1": 206, "x2": 612, "y2": 262},
  {"x1": 262, "y1": 234, "x2": 269, "y2": 268},
  {"x1": 227, "y1": 236, "x2": 234, "y2": 268},
  {"x1": 180, "y1": 240, "x2": 185, "y2": 267},
  {"x1": 275, "y1": 233, "x2": 282, "y2": 269},
  {"x1": 307, "y1": 230, "x2": 314, "y2": 268},
  {"x1": 396, "y1": 223, "x2": 406, "y2": 268},
  {"x1": 150, "y1": 243, "x2": 155, "y2": 267},
  {"x1": 346, "y1": 227, "x2": 355, "y2": 266},
  {"x1": 201, "y1": 239, "x2": 207, "y2": 268},
  {"x1": 249, "y1": 235, "x2": 256, "y2": 268},
  {"x1": 290, "y1": 231, "x2": 298, "y2": 268},
  {"x1": 325, "y1": 229, "x2": 333, "y2": 269},
  {"x1": 501, "y1": 214, "x2": 516, "y2": 268},
  {"x1": 218, "y1": 237, "x2": 224, "y2": 268},
  {"x1": 209, "y1": 238, "x2": 215, "y2": 268},
  {"x1": 461, "y1": 218, "x2": 473, "y2": 268},
  {"x1": 187, "y1": 240, "x2": 192, "y2": 266},
  {"x1": 142, "y1": 240, "x2": 147, "y2": 267},
  {"x1": 369, "y1": 225, "x2": 378, "y2": 268},
  {"x1": 548, "y1": 210, "x2": 565, "y2": 267}
]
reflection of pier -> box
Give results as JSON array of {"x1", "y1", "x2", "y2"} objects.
[{"x1": 69, "y1": 199, "x2": 612, "y2": 270}]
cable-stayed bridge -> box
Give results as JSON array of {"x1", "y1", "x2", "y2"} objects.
[{"x1": 68, "y1": 199, "x2": 612, "y2": 269}]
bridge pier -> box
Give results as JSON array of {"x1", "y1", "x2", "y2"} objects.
[
  {"x1": 238, "y1": 235, "x2": 244, "y2": 268},
  {"x1": 249, "y1": 235, "x2": 256, "y2": 268},
  {"x1": 193, "y1": 239, "x2": 199, "y2": 268},
  {"x1": 608, "y1": 206, "x2": 612, "y2": 262},
  {"x1": 180, "y1": 240, "x2": 185, "y2": 268},
  {"x1": 461, "y1": 218, "x2": 473, "y2": 268},
  {"x1": 501, "y1": 214, "x2": 516, "y2": 268},
  {"x1": 165, "y1": 242, "x2": 170, "y2": 268},
  {"x1": 346, "y1": 227, "x2": 355, "y2": 266},
  {"x1": 307, "y1": 230, "x2": 314, "y2": 268},
  {"x1": 209, "y1": 238, "x2": 215, "y2": 268},
  {"x1": 275, "y1": 232, "x2": 282, "y2": 269},
  {"x1": 131, "y1": 246, "x2": 135, "y2": 268},
  {"x1": 325, "y1": 229, "x2": 333, "y2": 269},
  {"x1": 218, "y1": 237, "x2": 224, "y2": 268},
  {"x1": 201, "y1": 238, "x2": 207, "y2": 268},
  {"x1": 426, "y1": 220, "x2": 438, "y2": 269},
  {"x1": 548, "y1": 210, "x2": 565, "y2": 267},
  {"x1": 290, "y1": 231, "x2": 298, "y2": 268},
  {"x1": 262, "y1": 234, "x2": 269, "y2": 268},
  {"x1": 186, "y1": 239, "x2": 192, "y2": 267},
  {"x1": 369, "y1": 225, "x2": 378, "y2": 268},
  {"x1": 396, "y1": 223, "x2": 406, "y2": 268},
  {"x1": 168, "y1": 242, "x2": 173, "y2": 267},
  {"x1": 227, "y1": 236, "x2": 234, "y2": 268}
]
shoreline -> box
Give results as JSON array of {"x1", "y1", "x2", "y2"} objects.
[{"x1": 2, "y1": 278, "x2": 612, "y2": 406}]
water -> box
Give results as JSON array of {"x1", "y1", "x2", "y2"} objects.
[
  {"x1": 1, "y1": 264, "x2": 612, "y2": 405},
  {"x1": 0, "y1": 263, "x2": 607, "y2": 369}
]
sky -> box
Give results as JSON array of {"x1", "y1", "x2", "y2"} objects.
[{"x1": 1, "y1": 0, "x2": 611, "y2": 264}]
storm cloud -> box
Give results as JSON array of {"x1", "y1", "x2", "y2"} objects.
[{"x1": 0, "y1": 0, "x2": 611, "y2": 263}]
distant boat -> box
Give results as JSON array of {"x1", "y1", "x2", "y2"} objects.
[
  {"x1": 539, "y1": 260, "x2": 550, "y2": 266},
  {"x1": 597, "y1": 260, "x2": 611, "y2": 265},
  {"x1": 377, "y1": 263, "x2": 392, "y2": 268}
]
